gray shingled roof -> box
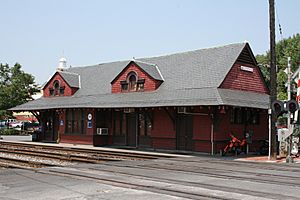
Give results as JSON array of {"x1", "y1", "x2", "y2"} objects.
[
  {"x1": 10, "y1": 88, "x2": 269, "y2": 110},
  {"x1": 134, "y1": 60, "x2": 164, "y2": 81},
  {"x1": 59, "y1": 71, "x2": 80, "y2": 88},
  {"x1": 10, "y1": 42, "x2": 269, "y2": 111}
]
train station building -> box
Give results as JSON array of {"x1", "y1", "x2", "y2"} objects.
[{"x1": 10, "y1": 42, "x2": 270, "y2": 154}]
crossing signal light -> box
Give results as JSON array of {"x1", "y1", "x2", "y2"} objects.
[
  {"x1": 271, "y1": 100, "x2": 284, "y2": 116},
  {"x1": 286, "y1": 100, "x2": 299, "y2": 113},
  {"x1": 271, "y1": 100, "x2": 299, "y2": 117}
]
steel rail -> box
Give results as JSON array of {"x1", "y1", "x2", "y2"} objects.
[{"x1": 0, "y1": 141, "x2": 167, "y2": 160}]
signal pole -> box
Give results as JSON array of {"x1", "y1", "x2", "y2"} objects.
[{"x1": 269, "y1": 0, "x2": 277, "y2": 160}]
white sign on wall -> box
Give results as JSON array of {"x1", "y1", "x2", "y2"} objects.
[{"x1": 240, "y1": 66, "x2": 254, "y2": 73}]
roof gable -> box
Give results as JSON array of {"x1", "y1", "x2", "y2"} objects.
[
  {"x1": 219, "y1": 43, "x2": 269, "y2": 94},
  {"x1": 42, "y1": 71, "x2": 80, "y2": 90},
  {"x1": 236, "y1": 43, "x2": 257, "y2": 66}
]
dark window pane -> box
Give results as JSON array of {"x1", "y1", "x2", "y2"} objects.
[
  {"x1": 49, "y1": 89, "x2": 54, "y2": 96},
  {"x1": 121, "y1": 113, "x2": 126, "y2": 135},
  {"x1": 139, "y1": 113, "x2": 145, "y2": 136},
  {"x1": 60, "y1": 88, "x2": 64, "y2": 95},
  {"x1": 121, "y1": 83, "x2": 128, "y2": 91}
]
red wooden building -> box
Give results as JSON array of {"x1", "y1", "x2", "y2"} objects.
[{"x1": 10, "y1": 43, "x2": 269, "y2": 154}]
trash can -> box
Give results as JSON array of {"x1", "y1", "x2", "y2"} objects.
[
  {"x1": 32, "y1": 131, "x2": 38, "y2": 142},
  {"x1": 93, "y1": 135, "x2": 108, "y2": 146}
]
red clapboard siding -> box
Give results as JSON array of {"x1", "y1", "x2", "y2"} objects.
[
  {"x1": 151, "y1": 109, "x2": 176, "y2": 138},
  {"x1": 111, "y1": 63, "x2": 161, "y2": 93},
  {"x1": 60, "y1": 135, "x2": 93, "y2": 145},
  {"x1": 151, "y1": 109, "x2": 176, "y2": 149},
  {"x1": 193, "y1": 115, "x2": 211, "y2": 140},
  {"x1": 220, "y1": 63, "x2": 269, "y2": 94}
]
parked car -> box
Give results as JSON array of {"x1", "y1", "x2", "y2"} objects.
[
  {"x1": 0, "y1": 121, "x2": 7, "y2": 129},
  {"x1": 9, "y1": 121, "x2": 23, "y2": 129},
  {"x1": 5, "y1": 119, "x2": 17, "y2": 125},
  {"x1": 22, "y1": 122, "x2": 40, "y2": 131}
]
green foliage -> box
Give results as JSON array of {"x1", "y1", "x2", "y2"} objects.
[
  {"x1": 256, "y1": 33, "x2": 300, "y2": 100},
  {"x1": 0, "y1": 128, "x2": 30, "y2": 136},
  {"x1": 0, "y1": 128, "x2": 21, "y2": 135},
  {"x1": 0, "y1": 63, "x2": 38, "y2": 115}
]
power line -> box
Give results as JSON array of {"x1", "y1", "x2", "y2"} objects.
[{"x1": 275, "y1": 4, "x2": 284, "y2": 41}]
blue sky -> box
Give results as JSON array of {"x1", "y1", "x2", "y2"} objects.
[{"x1": 1, "y1": 0, "x2": 299, "y2": 84}]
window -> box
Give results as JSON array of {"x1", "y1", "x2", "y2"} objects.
[
  {"x1": 230, "y1": 108, "x2": 260, "y2": 125},
  {"x1": 49, "y1": 88, "x2": 54, "y2": 96},
  {"x1": 120, "y1": 81, "x2": 128, "y2": 91},
  {"x1": 65, "y1": 109, "x2": 86, "y2": 135},
  {"x1": 49, "y1": 80, "x2": 66, "y2": 96},
  {"x1": 230, "y1": 108, "x2": 244, "y2": 124},
  {"x1": 137, "y1": 79, "x2": 145, "y2": 91},
  {"x1": 138, "y1": 112, "x2": 152, "y2": 136},
  {"x1": 113, "y1": 112, "x2": 121, "y2": 135},
  {"x1": 120, "y1": 72, "x2": 145, "y2": 92},
  {"x1": 53, "y1": 80, "x2": 60, "y2": 96},
  {"x1": 113, "y1": 112, "x2": 126, "y2": 136},
  {"x1": 128, "y1": 73, "x2": 137, "y2": 91},
  {"x1": 60, "y1": 87, "x2": 65, "y2": 95}
]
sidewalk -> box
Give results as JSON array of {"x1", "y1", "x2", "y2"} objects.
[{"x1": 235, "y1": 155, "x2": 300, "y2": 163}]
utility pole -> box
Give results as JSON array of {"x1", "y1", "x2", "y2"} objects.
[
  {"x1": 269, "y1": 0, "x2": 277, "y2": 160},
  {"x1": 287, "y1": 57, "x2": 291, "y2": 127},
  {"x1": 286, "y1": 57, "x2": 293, "y2": 163}
]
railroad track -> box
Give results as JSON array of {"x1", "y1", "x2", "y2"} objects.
[
  {"x1": 0, "y1": 156, "x2": 57, "y2": 169},
  {"x1": 40, "y1": 168, "x2": 230, "y2": 200},
  {"x1": 0, "y1": 147, "x2": 120, "y2": 163},
  {"x1": 81, "y1": 165, "x2": 296, "y2": 200},
  {"x1": 120, "y1": 158, "x2": 300, "y2": 187},
  {"x1": 0, "y1": 141, "x2": 170, "y2": 169},
  {"x1": 0, "y1": 141, "x2": 168, "y2": 159}
]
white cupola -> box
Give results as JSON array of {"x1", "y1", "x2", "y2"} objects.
[{"x1": 57, "y1": 57, "x2": 67, "y2": 71}]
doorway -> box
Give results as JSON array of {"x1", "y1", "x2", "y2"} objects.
[
  {"x1": 43, "y1": 110, "x2": 59, "y2": 142},
  {"x1": 126, "y1": 113, "x2": 137, "y2": 147},
  {"x1": 176, "y1": 114, "x2": 193, "y2": 151}
]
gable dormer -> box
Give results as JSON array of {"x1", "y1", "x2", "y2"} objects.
[
  {"x1": 111, "y1": 60, "x2": 164, "y2": 93},
  {"x1": 43, "y1": 71, "x2": 80, "y2": 97}
]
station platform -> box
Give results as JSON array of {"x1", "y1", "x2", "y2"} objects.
[{"x1": 1, "y1": 135, "x2": 300, "y2": 163}]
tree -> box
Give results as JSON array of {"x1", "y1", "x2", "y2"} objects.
[
  {"x1": 256, "y1": 33, "x2": 300, "y2": 100},
  {"x1": 0, "y1": 63, "x2": 38, "y2": 119}
]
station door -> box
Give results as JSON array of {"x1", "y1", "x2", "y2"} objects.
[
  {"x1": 176, "y1": 115, "x2": 193, "y2": 151},
  {"x1": 43, "y1": 111, "x2": 59, "y2": 142},
  {"x1": 126, "y1": 113, "x2": 137, "y2": 147}
]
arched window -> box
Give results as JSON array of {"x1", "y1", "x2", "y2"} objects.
[
  {"x1": 127, "y1": 72, "x2": 137, "y2": 91},
  {"x1": 53, "y1": 80, "x2": 60, "y2": 96}
]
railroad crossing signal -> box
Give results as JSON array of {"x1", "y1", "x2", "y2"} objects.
[{"x1": 271, "y1": 100, "x2": 299, "y2": 117}]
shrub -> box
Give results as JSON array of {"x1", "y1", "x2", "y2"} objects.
[{"x1": 0, "y1": 128, "x2": 29, "y2": 135}]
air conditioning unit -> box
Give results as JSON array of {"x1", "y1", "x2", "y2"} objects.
[
  {"x1": 124, "y1": 108, "x2": 135, "y2": 113},
  {"x1": 96, "y1": 128, "x2": 108, "y2": 135},
  {"x1": 178, "y1": 107, "x2": 187, "y2": 114}
]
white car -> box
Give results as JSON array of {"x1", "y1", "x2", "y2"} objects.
[{"x1": 9, "y1": 121, "x2": 23, "y2": 128}]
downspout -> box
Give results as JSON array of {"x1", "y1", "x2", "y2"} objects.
[
  {"x1": 136, "y1": 112, "x2": 138, "y2": 148},
  {"x1": 210, "y1": 113, "x2": 214, "y2": 155}
]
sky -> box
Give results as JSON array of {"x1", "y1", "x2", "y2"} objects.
[{"x1": 1, "y1": 0, "x2": 300, "y2": 84}]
